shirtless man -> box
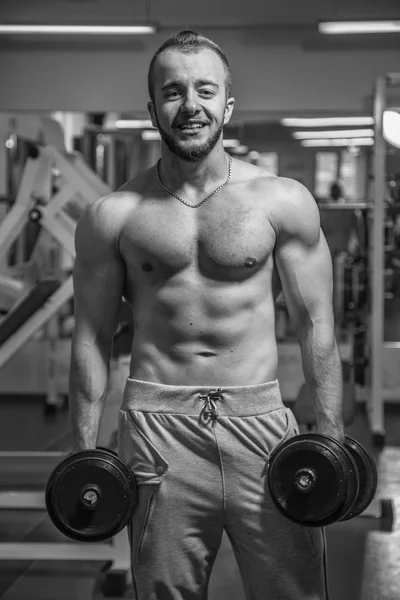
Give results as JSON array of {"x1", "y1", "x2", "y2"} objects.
[{"x1": 70, "y1": 29, "x2": 344, "y2": 600}]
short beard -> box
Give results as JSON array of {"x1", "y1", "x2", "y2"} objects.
[{"x1": 155, "y1": 115, "x2": 224, "y2": 162}]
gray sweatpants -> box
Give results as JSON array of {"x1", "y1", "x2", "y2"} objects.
[{"x1": 118, "y1": 377, "x2": 329, "y2": 600}]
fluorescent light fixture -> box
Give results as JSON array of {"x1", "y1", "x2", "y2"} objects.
[
  {"x1": 141, "y1": 130, "x2": 161, "y2": 141},
  {"x1": 116, "y1": 119, "x2": 154, "y2": 129},
  {"x1": 282, "y1": 117, "x2": 374, "y2": 127},
  {"x1": 0, "y1": 25, "x2": 157, "y2": 35},
  {"x1": 319, "y1": 21, "x2": 400, "y2": 35},
  {"x1": 223, "y1": 139, "x2": 241, "y2": 148},
  {"x1": 383, "y1": 110, "x2": 400, "y2": 149},
  {"x1": 231, "y1": 145, "x2": 249, "y2": 155},
  {"x1": 293, "y1": 129, "x2": 374, "y2": 140},
  {"x1": 301, "y1": 138, "x2": 374, "y2": 147}
]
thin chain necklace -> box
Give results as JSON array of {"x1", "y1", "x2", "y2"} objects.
[{"x1": 156, "y1": 154, "x2": 232, "y2": 209}]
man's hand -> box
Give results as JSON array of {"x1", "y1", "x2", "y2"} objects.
[{"x1": 317, "y1": 425, "x2": 345, "y2": 445}]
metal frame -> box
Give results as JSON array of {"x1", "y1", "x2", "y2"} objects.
[
  {"x1": 318, "y1": 202, "x2": 371, "y2": 211},
  {"x1": 0, "y1": 149, "x2": 128, "y2": 570},
  {"x1": 0, "y1": 534, "x2": 130, "y2": 569},
  {"x1": 0, "y1": 481, "x2": 129, "y2": 568},
  {"x1": 368, "y1": 75, "x2": 387, "y2": 439},
  {"x1": 0, "y1": 145, "x2": 108, "y2": 371},
  {"x1": 368, "y1": 73, "x2": 400, "y2": 438},
  {"x1": 0, "y1": 158, "x2": 42, "y2": 264},
  {"x1": 316, "y1": 75, "x2": 400, "y2": 439}
]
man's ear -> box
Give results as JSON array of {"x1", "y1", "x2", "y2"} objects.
[
  {"x1": 223, "y1": 97, "x2": 235, "y2": 126},
  {"x1": 148, "y1": 102, "x2": 157, "y2": 128}
]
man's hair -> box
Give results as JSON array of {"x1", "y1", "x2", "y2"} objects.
[{"x1": 148, "y1": 29, "x2": 232, "y2": 103}]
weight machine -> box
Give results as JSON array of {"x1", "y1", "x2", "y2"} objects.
[
  {"x1": 289, "y1": 74, "x2": 400, "y2": 448},
  {"x1": 0, "y1": 144, "x2": 110, "y2": 405},
  {"x1": 0, "y1": 144, "x2": 130, "y2": 591},
  {"x1": 0, "y1": 451, "x2": 130, "y2": 591},
  {"x1": 278, "y1": 75, "x2": 400, "y2": 530}
]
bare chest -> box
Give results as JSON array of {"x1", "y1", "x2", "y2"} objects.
[{"x1": 120, "y1": 195, "x2": 276, "y2": 280}]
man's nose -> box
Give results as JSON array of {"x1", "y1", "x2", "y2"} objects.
[{"x1": 180, "y1": 91, "x2": 200, "y2": 114}]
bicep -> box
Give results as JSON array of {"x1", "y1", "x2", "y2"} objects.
[
  {"x1": 274, "y1": 191, "x2": 334, "y2": 333},
  {"x1": 72, "y1": 203, "x2": 125, "y2": 346}
]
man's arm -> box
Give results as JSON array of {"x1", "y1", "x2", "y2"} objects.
[
  {"x1": 69, "y1": 197, "x2": 125, "y2": 451},
  {"x1": 274, "y1": 179, "x2": 344, "y2": 442}
]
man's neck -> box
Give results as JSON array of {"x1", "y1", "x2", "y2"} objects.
[{"x1": 159, "y1": 145, "x2": 229, "y2": 194}]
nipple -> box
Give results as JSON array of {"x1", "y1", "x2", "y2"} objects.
[
  {"x1": 142, "y1": 263, "x2": 153, "y2": 272},
  {"x1": 245, "y1": 257, "x2": 257, "y2": 268}
]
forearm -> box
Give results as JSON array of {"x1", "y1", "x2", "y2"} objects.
[
  {"x1": 69, "y1": 339, "x2": 112, "y2": 451},
  {"x1": 299, "y1": 321, "x2": 344, "y2": 441}
]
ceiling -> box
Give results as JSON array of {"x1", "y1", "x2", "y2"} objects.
[{"x1": 1, "y1": 0, "x2": 400, "y2": 48}]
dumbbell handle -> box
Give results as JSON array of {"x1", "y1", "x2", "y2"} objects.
[
  {"x1": 80, "y1": 484, "x2": 102, "y2": 510},
  {"x1": 294, "y1": 467, "x2": 317, "y2": 493}
]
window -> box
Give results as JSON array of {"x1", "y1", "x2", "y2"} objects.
[
  {"x1": 339, "y1": 149, "x2": 358, "y2": 201},
  {"x1": 314, "y1": 152, "x2": 339, "y2": 199}
]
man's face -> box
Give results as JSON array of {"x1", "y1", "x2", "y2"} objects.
[{"x1": 148, "y1": 48, "x2": 234, "y2": 161}]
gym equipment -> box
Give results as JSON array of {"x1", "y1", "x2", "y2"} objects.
[
  {"x1": 342, "y1": 258, "x2": 368, "y2": 316},
  {"x1": 292, "y1": 381, "x2": 393, "y2": 530},
  {"x1": 0, "y1": 450, "x2": 132, "y2": 596},
  {"x1": 0, "y1": 278, "x2": 61, "y2": 346},
  {"x1": 0, "y1": 144, "x2": 111, "y2": 408},
  {"x1": 369, "y1": 73, "x2": 400, "y2": 445},
  {"x1": 268, "y1": 433, "x2": 377, "y2": 527},
  {"x1": 45, "y1": 448, "x2": 137, "y2": 542},
  {"x1": 353, "y1": 322, "x2": 368, "y2": 387},
  {"x1": 340, "y1": 436, "x2": 378, "y2": 521}
]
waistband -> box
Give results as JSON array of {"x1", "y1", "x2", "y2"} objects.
[{"x1": 121, "y1": 377, "x2": 284, "y2": 417}]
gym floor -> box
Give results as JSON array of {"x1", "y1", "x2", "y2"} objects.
[{"x1": 0, "y1": 396, "x2": 399, "y2": 600}]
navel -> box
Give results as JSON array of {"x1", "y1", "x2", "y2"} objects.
[{"x1": 245, "y1": 257, "x2": 257, "y2": 268}]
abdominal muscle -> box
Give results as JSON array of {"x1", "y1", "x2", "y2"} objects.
[{"x1": 127, "y1": 274, "x2": 279, "y2": 387}]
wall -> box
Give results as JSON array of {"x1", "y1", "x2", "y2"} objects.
[{"x1": 0, "y1": 32, "x2": 400, "y2": 115}]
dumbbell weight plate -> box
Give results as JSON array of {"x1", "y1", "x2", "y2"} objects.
[
  {"x1": 46, "y1": 448, "x2": 137, "y2": 542},
  {"x1": 340, "y1": 436, "x2": 378, "y2": 521},
  {"x1": 324, "y1": 435, "x2": 360, "y2": 522},
  {"x1": 268, "y1": 434, "x2": 359, "y2": 527}
]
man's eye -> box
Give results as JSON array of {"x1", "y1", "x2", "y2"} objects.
[
  {"x1": 199, "y1": 90, "x2": 214, "y2": 97},
  {"x1": 166, "y1": 90, "x2": 180, "y2": 99}
]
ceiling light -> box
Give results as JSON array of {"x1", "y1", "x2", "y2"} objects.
[
  {"x1": 0, "y1": 24, "x2": 157, "y2": 35},
  {"x1": 116, "y1": 119, "x2": 154, "y2": 129},
  {"x1": 141, "y1": 130, "x2": 161, "y2": 141},
  {"x1": 301, "y1": 138, "x2": 374, "y2": 147},
  {"x1": 282, "y1": 117, "x2": 374, "y2": 127},
  {"x1": 383, "y1": 110, "x2": 400, "y2": 149},
  {"x1": 293, "y1": 129, "x2": 374, "y2": 140},
  {"x1": 223, "y1": 139, "x2": 241, "y2": 148},
  {"x1": 231, "y1": 145, "x2": 249, "y2": 155},
  {"x1": 319, "y1": 21, "x2": 400, "y2": 35}
]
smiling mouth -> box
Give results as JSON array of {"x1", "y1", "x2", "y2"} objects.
[{"x1": 177, "y1": 123, "x2": 207, "y2": 132}]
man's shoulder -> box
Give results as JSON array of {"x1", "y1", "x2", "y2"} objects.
[
  {"x1": 236, "y1": 162, "x2": 310, "y2": 203},
  {"x1": 75, "y1": 190, "x2": 139, "y2": 250},
  {"x1": 81, "y1": 191, "x2": 138, "y2": 227},
  {"x1": 251, "y1": 172, "x2": 312, "y2": 200},
  {"x1": 84, "y1": 167, "x2": 156, "y2": 224},
  {"x1": 259, "y1": 176, "x2": 320, "y2": 238},
  {"x1": 232, "y1": 159, "x2": 277, "y2": 187}
]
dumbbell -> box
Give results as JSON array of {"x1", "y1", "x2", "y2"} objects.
[
  {"x1": 45, "y1": 448, "x2": 137, "y2": 542},
  {"x1": 268, "y1": 433, "x2": 378, "y2": 527}
]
